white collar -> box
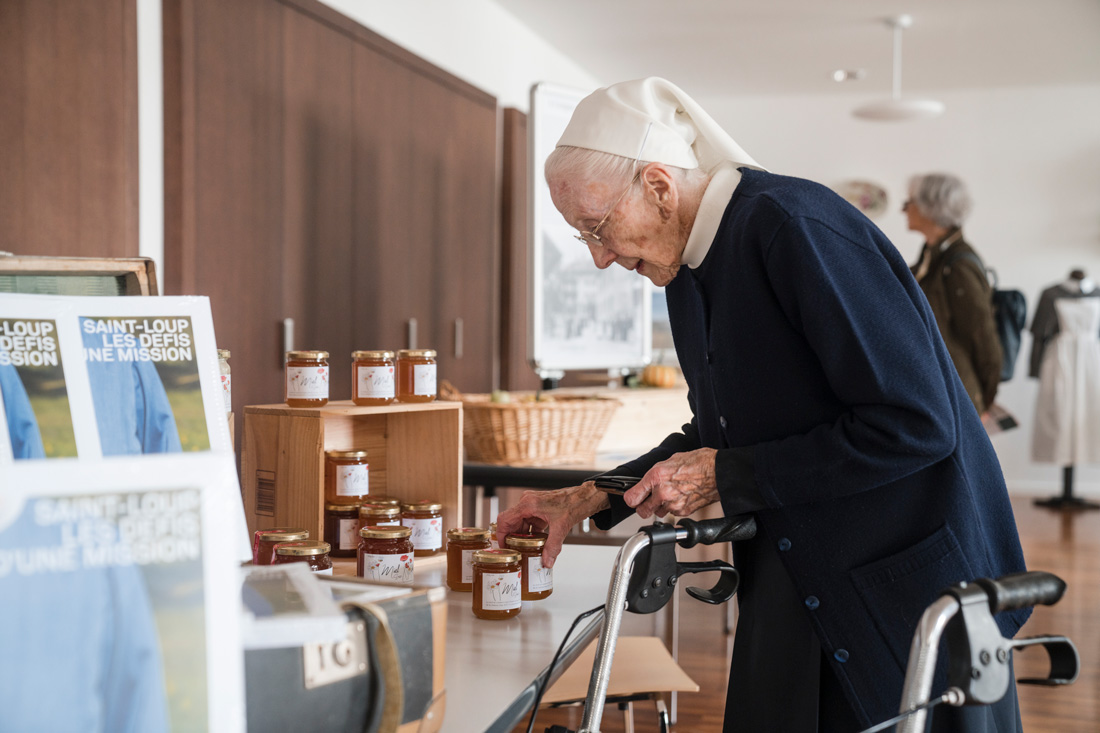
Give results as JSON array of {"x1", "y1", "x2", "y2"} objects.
[{"x1": 681, "y1": 162, "x2": 743, "y2": 269}]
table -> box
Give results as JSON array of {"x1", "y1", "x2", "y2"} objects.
[{"x1": 338, "y1": 544, "x2": 622, "y2": 732}]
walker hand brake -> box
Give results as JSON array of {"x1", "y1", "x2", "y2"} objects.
[{"x1": 624, "y1": 515, "x2": 754, "y2": 614}]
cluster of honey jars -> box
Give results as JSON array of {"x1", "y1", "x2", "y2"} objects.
[
  {"x1": 251, "y1": 527, "x2": 333, "y2": 574},
  {"x1": 446, "y1": 526, "x2": 554, "y2": 620},
  {"x1": 285, "y1": 349, "x2": 437, "y2": 407}
]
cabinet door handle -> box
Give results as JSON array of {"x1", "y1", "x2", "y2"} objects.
[
  {"x1": 454, "y1": 318, "x2": 463, "y2": 359},
  {"x1": 406, "y1": 318, "x2": 417, "y2": 350},
  {"x1": 282, "y1": 318, "x2": 295, "y2": 366}
]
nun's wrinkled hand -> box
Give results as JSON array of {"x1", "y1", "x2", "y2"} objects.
[
  {"x1": 624, "y1": 448, "x2": 720, "y2": 520},
  {"x1": 494, "y1": 483, "x2": 609, "y2": 569}
]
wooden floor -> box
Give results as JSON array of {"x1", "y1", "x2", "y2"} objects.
[{"x1": 519, "y1": 496, "x2": 1100, "y2": 732}]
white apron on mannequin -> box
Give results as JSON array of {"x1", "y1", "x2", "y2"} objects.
[{"x1": 1032, "y1": 297, "x2": 1100, "y2": 464}]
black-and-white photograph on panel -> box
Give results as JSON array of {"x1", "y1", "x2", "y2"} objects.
[{"x1": 529, "y1": 82, "x2": 652, "y2": 374}]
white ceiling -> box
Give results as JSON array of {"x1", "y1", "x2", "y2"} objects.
[{"x1": 492, "y1": 0, "x2": 1100, "y2": 99}]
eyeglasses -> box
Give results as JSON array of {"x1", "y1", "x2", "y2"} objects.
[
  {"x1": 573, "y1": 169, "x2": 642, "y2": 246},
  {"x1": 573, "y1": 123, "x2": 653, "y2": 247}
]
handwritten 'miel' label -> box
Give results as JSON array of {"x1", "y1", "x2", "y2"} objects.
[
  {"x1": 527, "y1": 555, "x2": 553, "y2": 592},
  {"x1": 405, "y1": 517, "x2": 442, "y2": 551},
  {"x1": 357, "y1": 365, "x2": 395, "y2": 398},
  {"x1": 482, "y1": 571, "x2": 522, "y2": 610},
  {"x1": 336, "y1": 464, "x2": 369, "y2": 497},
  {"x1": 286, "y1": 365, "x2": 329, "y2": 400},
  {"x1": 413, "y1": 364, "x2": 436, "y2": 396},
  {"x1": 362, "y1": 553, "x2": 414, "y2": 584},
  {"x1": 338, "y1": 519, "x2": 359, "y2": 551},
  {"x1": 461, "y1": 549, "x2": 478, "y2": 584}
]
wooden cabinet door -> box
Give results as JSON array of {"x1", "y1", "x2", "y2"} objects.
[
  {"x1": 281, "y1": 4, "x2": 355, "y2": 400},
  {"x1": 352, "y1": 40, "x2": 498, "y2": 394}
]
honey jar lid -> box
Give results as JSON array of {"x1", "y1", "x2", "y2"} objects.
[
  {"x1": 275, "y1": 540, "x2": 331, "y2": 556},
  {"x1": 402, "y1": 500, "x2": 444, "y2": 512},
  {"x1": 325, "y1": 502, "x2": 360, "y2": 512},
  {"x1": 397, "y1": 349, "x2": 437, "y2": 358},
  {"x1": 473, "y1": 549, "x2": 520, "y2": 565},
  {"x1": 360, "y1": 525, "x2": 412, "y2": 539},
  {"x1": 217, "y1": 349, "x2": 231, "y2": 359},
  {"x1": 359, "y1": 504, "x2": 401, "y2": 517},
  {"x1": 447, "y1": 527, "x2": 490, "y2": 540},
  {"x1": 351, "y1": 350, "x2": 395, "y2": 360},
  {"x1": 360, "y1": 496, "x2": 400, "y2": 507},
  {"x1": 505, "y1": 533, "x2": 547, "y2": 549},
  {"x1": 286, "y1": 350, "x2": 329, "y2": 360},
  {"x1": 257, "y1": 528, "x2": 309, "y2": 542},
  {"x1": 325, "y1": 449, "x2": 369, "y2": 460}
]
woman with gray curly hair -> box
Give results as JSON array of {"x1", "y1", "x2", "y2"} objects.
[{"x1": 907, "y1": 173, "x2": 1002, "y2": 414}]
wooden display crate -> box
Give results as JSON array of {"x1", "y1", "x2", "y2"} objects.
[{"x1": 242, "y1": 400, "x2": 463, "y2": 548}]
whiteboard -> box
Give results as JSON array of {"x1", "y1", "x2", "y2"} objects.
[{"x1": 528, "y1": 82, "x2": 652, "y2": 374}]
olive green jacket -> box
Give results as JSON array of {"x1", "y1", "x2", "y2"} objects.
[{"x1": 912, "y1": 230, "x2": 1002, "y2": 413}]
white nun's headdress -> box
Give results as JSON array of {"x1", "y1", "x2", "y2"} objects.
[{"x1": 556, "y1": 77, "x2": 763, "y2": 173}]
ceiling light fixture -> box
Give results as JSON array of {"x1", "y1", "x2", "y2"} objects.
[{"x1": 852, "y1": 15, "x2": 944, "y2": 121}]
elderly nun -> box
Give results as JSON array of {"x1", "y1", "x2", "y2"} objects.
[{"x1": 496, "y1": 78, "x2": 1028, "y2": 731}]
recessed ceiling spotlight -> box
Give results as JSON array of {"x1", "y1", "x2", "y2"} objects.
[{"x1": 832, "y1": 69, "x2": 867, "y2": 83}]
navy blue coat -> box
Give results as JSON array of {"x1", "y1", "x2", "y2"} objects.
[{"x1": 597, "y1": 169, "x2": 1029, "y2": 727}]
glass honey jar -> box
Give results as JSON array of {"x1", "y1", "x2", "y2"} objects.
[
  {"x1": 351, "y1": 350, "x2": 396, "y2": 406},
  {"x1": 253, "y1": 527, "x2": 309, "y2": 565},
  {"x1": 396, "y1": 349, "x2": 437, "y2": 403},
  {"x1": 272, "y1": 540, "x2": 333, "y2": 574},
  {"x1": 401, "y1": 500, "x2": 443, "y2": 557},
  {"x1": 489, "y1": 521, "x2": 498, "y2": 549},
  {"x1": 324, "y1": 503, "x2": 360, "y2": 558},
  {"x1": 325, "y1": 449, "x2": 369, "y2": 504},
  {"x1": 357, "y1": 525, "x2": 414, "y2": 584},
  {"x1": 472, "y1": 549, "x2": 523, "y2": 620},
  {"x1": 505, "y1": 534, "x2": 553, "y2": 600},
  {"x1": 446, "y1": 527, "x2": 491, "y2": 592},
  {"x1": 358, "y1": 503, "x2": 402, "y2": 534},
  {"x1": 285, "y1": 350, "x2": 329, "y2": 407}
]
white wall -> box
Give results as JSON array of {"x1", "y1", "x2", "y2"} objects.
[
  {"x1": 316, "y1": 0, "x2": 600, "y2": 109},
  {"x1": 699, "y1": 84, "x2": 1100, "y2": 497}
]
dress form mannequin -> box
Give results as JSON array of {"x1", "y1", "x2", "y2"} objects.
[{"x1": 1033, "y1": 268, "x2": 1100, "y2": 510}]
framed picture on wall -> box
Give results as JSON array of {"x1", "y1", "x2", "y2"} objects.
[{"x1": 528, "y1": 82, "x2": 653, "y2": 375}]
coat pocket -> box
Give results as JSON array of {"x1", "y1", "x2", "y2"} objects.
[{"x1": 850, "y1": 523, "x2": 975, "y2": 670}]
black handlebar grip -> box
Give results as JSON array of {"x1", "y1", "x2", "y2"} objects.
[
  {"x1": 974, "y1": 571, "x2": 1066, "y2": 615},
  {"x1": 678, "y1": 515, "x2": 757, "y2": 548}
]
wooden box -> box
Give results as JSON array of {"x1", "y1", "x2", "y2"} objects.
[{"x1": 242, "y1": 400, "x2": 463, "y2": 547}]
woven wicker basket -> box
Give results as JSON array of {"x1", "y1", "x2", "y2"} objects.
[{"x1": 456, "y1": 393, "x2": 621, "y2": 466}]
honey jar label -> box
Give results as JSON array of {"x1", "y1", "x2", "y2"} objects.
[
  {"x1": 413, "y1": 364, "x2": 436, "y2": 396},
  {"x1": 338, "y1": 518, "x2": 359, "y2": 550},
  {"x1": 362, "y1": 552, "x2": 414, "y2": 584},
  {"x1": 336, "y1": 465, "x2": 370, "y2": 497},
  {"x1": 481, "y1": 571, "x2": 521, "y2": 610},
  {"x1": 461, "y1": 548, "x2": 478, "y2": 584},
  {"x1": 405, "y1": 517, "x2": 442, "y2": 551},
  {"x1": 357, "y1": 365, "x2": 395, "y2": 398},
  {"x1": 286, "y1": 365, "x2": 329, "y2": 399},
  {"x1": 221, "y1": 374, "x2": 232, "y2": 411},
  {"x1": 527, "y1": 556, "x2": 553, "y2": 592}
]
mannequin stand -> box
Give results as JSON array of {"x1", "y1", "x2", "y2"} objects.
[{"x1": 1034, "y1": 465, "x2": 1100, "y2": 510}]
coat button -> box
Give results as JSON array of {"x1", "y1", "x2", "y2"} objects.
[
  {"x1": 834, "y1": 649, "x2": 849, "y2": 663},
  {"x1": 804, "y1": 596, "x2": 820, "y2": 610},
  {"x1": 719, "y1": 416, "x2": 728, "y2": 428},
  {"x1": 778, "y1": 538, "x2": 791, "y2": 552}
]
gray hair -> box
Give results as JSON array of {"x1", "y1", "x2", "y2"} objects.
[
  {"x1": 907, "y1": 173, "x2": 973, "y2": 229},
  {"x1": 545, "y1": 145, "x2": 711, "y2": 199}
]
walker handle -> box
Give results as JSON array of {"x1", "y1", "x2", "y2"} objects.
[
  {"x1": 677, "y1": 515, "x2": 756, "y2": 548},
  {"x1": 973, "y1": 571, "x2": 1066, "y2": 615}
]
